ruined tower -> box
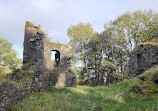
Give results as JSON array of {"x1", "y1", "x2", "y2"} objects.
[
  {"x1": 23, "y1": 21, "x2": 76, "y2": 87},
  {"x1": 128, "y1": 42, "x2": 158, "y2": 77},
  {"x1": 23, "y1": 21, "x2": 45, "y2": 69}
]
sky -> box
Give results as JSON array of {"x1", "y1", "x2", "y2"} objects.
[{"x1": 0, "y1": 0, "x2": 158, "y2": 59}]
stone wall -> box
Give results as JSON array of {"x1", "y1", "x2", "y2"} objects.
[
  {"x1": 128, "y1": 43, "x2": 158, "y2": 77},
  {"x1": 44, "y1": 37, "x2": 76, "y2": 87},
  {"x1": 0, "y1": 21, "x2": 76, "y2": 111},
  {"x1": 0, "y1": 81, "x2": 44, "y2": 111},
  {"x1": 23, "y1": 21, "x2": 76, "y2": 87},
  {"x1": 23, "y1": 21, "x2": 45, "y2": 70}
]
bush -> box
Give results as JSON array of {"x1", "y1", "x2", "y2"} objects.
[
  {"x1": 116, "y1": 72, "x2": 127, "y2": 79},
  {"x1": 102, "y1": 60, "x2": 115, "y2": 68},
  {"x1": 77, "y1": 78, "x2": 89, "y2": 85}
]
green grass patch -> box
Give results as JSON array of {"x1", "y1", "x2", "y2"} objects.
[
  {"x1": 11, "y1": 79, "x2": 158, "y2": 111},
  {"x1": 0, "y1": 75, "x2": 9, "y2": 83},
  {"x1": 11, "y1": 76, "x2": 32, "y2": 86},
  {"x1": 0, "y1": 66, "x2": 12, "y2": 83},
  {"x1": 132, "y1": 67, "x2": 158, "y2": 95}
]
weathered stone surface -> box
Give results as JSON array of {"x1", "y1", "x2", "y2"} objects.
[
  {"x1": 0, "y1": 21, "x2": 76, "y2": 111},
  {"x1": 51, "y1": 56, "x2": 76, "y2": 87},
  {"x1": 23, "y1": 21, "x2": 76, "y2": 87},
  {"x1": 0, "y1": 81, "x2": 44, "y2": 111},
  {"x1": 128, "y1": 43, "x2": 158, "y2": 77}
]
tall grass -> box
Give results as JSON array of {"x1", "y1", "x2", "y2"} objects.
[{"x1": 11, "y1": 79, "x2": 158, "y2": 111}]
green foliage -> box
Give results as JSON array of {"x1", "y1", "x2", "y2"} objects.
[
  {"x1": 0, "y1": 66, "x2": 12, "y2": 83},
  {"x1": 26, "y1": 21, "x2": 34, "y2": 27},
  {"x1": 0, "y1": 64, "x2": 32, "y2": 85},
  {"x1": 139, "y1": 67, "x2": 158, "y2": 81},
  {"x1": 0, "y1": 65, "x2": 12, "y2": 76},
  {"x1": 0, "y1": 37, "x2": 22, "y2": 70},
  {"x1": 0, "y1": 37, "x2": 22, "y2": 83},
  {"x1": 104, "y1": 9, "x2": 158, "y2": 75},
  {"x1": 67, "y1": 9, "x2": 158, "y2": 86},
  {"x1": 102, "y1": 60, "x2": 115, "y2": 68},
  {"x1": 0, "y1": 76, "x2": 9, "y2": 83},
  {"x1": 70, "y1": 57, "x2": 79, "y2": 75},
  {"x1": 50, "y1": 42, "x2": 69, "y2": 49},
  {"x1": 11, "y1": 76, "x2": 32, "y2": 86},
  {"x1": 67, "y1": 22, "x2": 94, "y2": 85},
  {"x1": 115, "y1": 73, "x2": 127, "y2": 79},
  {"x1": 77, "y1": 78, "x2": 89, "y2": 86},
  {"x1": 67, "y1": 22, "x2": 94, "y2": 43},
  {"x1": 105, "y1": 9, "x2": 158, "y2": 46},
  {"x1": 21, "y1": 62, "x2": 36, "y2": 71},
  {"x1": 132, "y1": 67, "x2": 158, "y2": 95},
  {"x1": 0, "y1": 70, "x2": 32, "y2": 85},
  {"x1": 26, "y1": 21, "x2": 44, "y2": 33},
  {"x1": 12, "y1": 79, "x2": 158, "y2": 111}
]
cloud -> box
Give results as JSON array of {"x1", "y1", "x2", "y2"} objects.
[{"x1": 0, "y1": 0, "x2": 157, "y2": 58}]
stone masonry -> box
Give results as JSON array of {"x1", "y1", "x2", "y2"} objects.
[
  {"x1": 23, "y1": 21, "x2": 76, "y2": 86},
  {"x1": 0, "y1": 21, "x2": 76, "y2": 111},
  {"x1": 128, "y1": 43, "x2": 158, "y2": 77}
]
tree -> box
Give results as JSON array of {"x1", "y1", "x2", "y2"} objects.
[
  {"x1": 105, "y1": 9, "x2": 158, "y2": 47},
  {"x1": 0, "y1": 37, "x2": 21, "y2": 72},
  {"x1": 67, "y1": 9, "x2": 158, "y2": 86},
  {"x1": 104, "y1": 9, "x2": 158, "y2": 74},
  {"x1": 84, "y1": 34, "x2": 103, "y2": 85},
  {"x1": 67, "y1": 23, "x2": 94, "y2": 85}
]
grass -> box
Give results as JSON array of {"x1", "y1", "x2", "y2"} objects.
[
  {"x1": 0, "y1": 66, "x2": 32, "y2": 86},
  {"x1": 139, "y1": 66, "x2": 158, "y2": 81},
  {"x1": 0, "y1": 75, "x2": 9, "y2": 83},
  {"x1": 11, "y1": 79, "x2": 158, "y2": 111},
  {"x1": 0, "y1": 75, "x2": 32, "y2": 86},
  {"x1": 132, "y1": 66, "x2": 158, "y2": 94}
]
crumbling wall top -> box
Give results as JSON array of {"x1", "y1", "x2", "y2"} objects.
[{"x1": 128, "y1": 42, "x2": 158, "y2": 77}]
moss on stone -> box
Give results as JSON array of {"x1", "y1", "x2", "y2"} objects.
[
  {"x1": 131, "y1": 67, "x2": 158, "y2": 95},
  {"x1": 25, "y1": 21, "x2": 44, "y2": 34},
  {"x1": 133, "y1": 42, "x2": 158, "y2": 52},
  {"x1": 50, "y1": 42, "x2": 69, "y2": 49},
  {"x1": 44, "y1": 37, "x2": 70, "y2": 49},
  {"x1": 0, "y1": 76, "x2": 9, "y2": 83},
  {"x1": 139, "y1": 67, "x2": 158, "y2": 81},
  {"x1": 0, "y1": 66, "x2": 13, "y2": 83},
  {"x1": 25, "y1": 21, "x2": 34, "y2": 27},
  {"x1": 12, "y1": 76, "x2": 32, "y2": 86},
  {"x1": 116, "y1": 73, "x2": 127, "y2": 79}
]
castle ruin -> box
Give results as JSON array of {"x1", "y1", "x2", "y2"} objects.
[
  {"x1": 128, "y1": 42, "x2": 158, "y2": 77},
  {"x1": 23, "y1": 21, "x2": 76, "y2": 87},
  {"x1": 0, "y1": 21, "x2": 76, "y2": 111}
]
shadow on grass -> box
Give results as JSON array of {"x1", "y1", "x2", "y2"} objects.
[{"x1": 45, "y1": 87, "x2": 120, "y2": 111}]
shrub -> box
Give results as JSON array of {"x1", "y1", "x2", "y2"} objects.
[{"x1": 102, "y1": 60, "x2": 115, "y2": 68}]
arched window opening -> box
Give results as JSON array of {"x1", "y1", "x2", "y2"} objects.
[{"x1": 51, "y1": 50, "x2": 60, "y2": 66}]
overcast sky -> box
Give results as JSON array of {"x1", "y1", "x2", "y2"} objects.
[{"x1": 0, "y1": 0, "x2": 158, "y2": 59}]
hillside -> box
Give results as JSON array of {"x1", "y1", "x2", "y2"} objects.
[{"x1": 11, "y1": 79, "x2": 158, "y2": 111}]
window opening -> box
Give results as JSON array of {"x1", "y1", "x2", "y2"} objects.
[{"x1": 51, "y1": 50, "x2": 60, "y2": 66}]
